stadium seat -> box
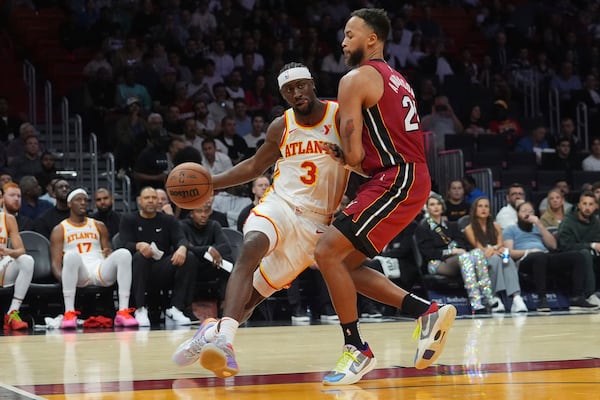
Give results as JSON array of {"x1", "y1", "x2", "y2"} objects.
[{"x1": 222, "y1": 228, "x2": 243, "y2": 263}]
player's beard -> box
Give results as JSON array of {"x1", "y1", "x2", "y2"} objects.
[
  {"x1": 517, "y1": 218, "x2": 533, "y2": 232},
  {"x1": 293, "y1": 99, "x2": 314, "y2": 116},
  {"x1": 346, "y1": 47, "x2": 365, "y2": 67},
  {"x1": 98, "y1": 204, "x2": 113, "y2": 213}
]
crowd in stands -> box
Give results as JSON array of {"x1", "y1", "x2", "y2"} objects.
[{"x1": 4, "y1": 0, "x2": 600, "y2": 329}]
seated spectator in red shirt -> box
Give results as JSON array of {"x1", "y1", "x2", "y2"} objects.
[
  {"x1": 488, "y1": 100, "x2": 523, "y2": 147},
  {"x1": 244, "y1": 74, "x2": 274, "y2": 116}
]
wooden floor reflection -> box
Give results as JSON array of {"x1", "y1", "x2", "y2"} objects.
[{"x1": 2, "y1": 313, "x2": 600, "y2": 399}]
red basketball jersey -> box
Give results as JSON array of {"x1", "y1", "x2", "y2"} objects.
[{"x1": 360, "y1": 59, "x2": 426, "y2": 175}]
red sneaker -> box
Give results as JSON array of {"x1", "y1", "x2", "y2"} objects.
[
  {"x1": 61, "y1": 310, "x2": 81, "y2": 329},
  {"x1": 114, "y1": 308, "x2": 139, "y2": 327},
  {"x1": 4, "y1": 310, "x2": 28, "y2": 330}
]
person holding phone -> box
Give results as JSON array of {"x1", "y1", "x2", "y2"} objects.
[{"x1": 421, "y1": 95, "x2": 464, "y2": 151}]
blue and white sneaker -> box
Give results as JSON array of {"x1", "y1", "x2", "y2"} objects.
[
  {"x1": 199, "y1": 333, "x2": 240, "y2": 378},
  {"x1": 172, "y1": 318, "x2": 217, "y2": 366},
  {"x1": 322, "y1": 343, "x2": 377, "y2": 385},
  {"x1": 414, "y1": 303, "x2": 456, "y2": 369}
]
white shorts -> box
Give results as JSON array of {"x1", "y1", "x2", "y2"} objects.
[
  {"x1": 0, "y1": 256, "x2": 15, "y2": 286},
  {"x1": 247, "y1": 191, "x2": 330, "y2": 298},
  {"x1": 75, "y1": 262, "x2": 104, "y2": 287}
]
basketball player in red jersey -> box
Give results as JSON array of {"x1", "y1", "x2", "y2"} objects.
[{"x1": 315, "y1": 8, "x2": 457, "y2": 385}]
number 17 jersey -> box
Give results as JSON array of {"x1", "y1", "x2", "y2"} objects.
[
  {"x1": 61, "y1": 218, "x2": 104, "y2": 268},
  {"x1": 273, "y1": 101, "x2": 349, "y2": 217}
]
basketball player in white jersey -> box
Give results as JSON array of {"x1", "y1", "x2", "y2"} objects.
[
  {"x1": 50, "y1": 189, "x2": 138, "y2": 329},
  {"x1": 173, "y1": 63, "x2": 349, "y2": 375},
  {"x1": 0, "y1": 187, "x2": 34, "y2": 330}
]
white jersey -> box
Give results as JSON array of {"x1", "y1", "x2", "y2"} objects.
[
  {"x1": 0, "y1": 213, "x2": 8, "y2": 248},
  {"x1": 61, "y1": 218, "x2": 104, "y2": 268},
  {"x1": 272, "y1": 101, "x2": 349, "y2": 217}
]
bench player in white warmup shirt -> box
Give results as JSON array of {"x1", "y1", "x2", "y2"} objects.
[
  {"x1": 0, "y1": 184, "x2": 34, "y2": 330},
  {"x1": 50, "y1": 189, "x2": 138, "y2": 329}
]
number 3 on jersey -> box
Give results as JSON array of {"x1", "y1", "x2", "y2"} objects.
[
  {"x1": 300, "y1": 161, "x2": 317, "y2": 185},
  {"x1": 402, "y1": 95, "x2": 419, "y2": 132},
  {"x1": 77, "y1": 242, "x2": 92, "y2": 253}
]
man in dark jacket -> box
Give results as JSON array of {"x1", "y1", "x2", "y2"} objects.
[
  {"x1": 34, "y1": 179, "x2": 71, "y2": 239},
  {"x1": 180, "y1": 199, "x2": 232, "y2": 302},
  {"x1": 91, "y1": 188, "x2": 121, "y2": 239},
  {"x1": 558, "y1": 191, "x2": 600, "y2": 296},
  {"x1": 119, "y1": 186, "x2": 197, "y2": 327}
]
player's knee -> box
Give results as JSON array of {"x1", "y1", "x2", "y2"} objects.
[
  {"x1": 17, "y1": 254, "x2": 34, "y2": 275},
  {"x1": 113, "y1": 248, "x2": 133, "y2": 265},
  {"x1": 240, "y1": 231, "x2": 270, "y2": 263}
]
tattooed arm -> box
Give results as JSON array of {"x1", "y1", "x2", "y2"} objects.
[
  {"x1": 336, "y1": 68, "x2": 368, "y2": 169},
  {"x1": 335, "y1": 65, "x2": 385, "y2": 174}
]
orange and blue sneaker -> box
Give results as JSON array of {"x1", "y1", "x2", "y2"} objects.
[
  {"x1": 322, "y1": 342, "x2": 377, "y2": 385},
  {"x1": 114, "y1": 308, "x2": 139, "y2": 328},
  {"x1": 61, "y1": 310, "x2": 81, "y2": 330},
  {"x1": 199, "y1": 333, "x2": 239, "y2": 378},
  {"x1": 413, "y1": 303, "x2": 456, "y2": 369},
  {"x1": 172, "y1": 318, "x2": 218, "y2": 367},
  {"x1": 4, "y1": 310, "x2": 28, "y2": 330}
]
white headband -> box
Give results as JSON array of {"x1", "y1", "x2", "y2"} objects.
[
  {"x1": 67, "y1": 188, "x2": 88, "y2": 203},
  {"x1": 277, "y1": 67, "x2": 312, "y2": 89}
]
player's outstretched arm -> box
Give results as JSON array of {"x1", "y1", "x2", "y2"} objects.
[{"x1": 212, "y1": 116, "x2": 285, "y2": 190}]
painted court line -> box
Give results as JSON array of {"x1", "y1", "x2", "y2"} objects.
[{"x1": 0, "y1": 382, "x2": 47, "y2": 400}]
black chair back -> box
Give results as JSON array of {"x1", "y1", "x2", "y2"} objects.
[
  {"x1": 222, "y1": 228, "x2": 243, "y2": 263},
  {"x1": 21, "y1": 231, "x2": 54, "y2": 283}
]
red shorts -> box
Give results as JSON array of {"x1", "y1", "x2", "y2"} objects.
[{"x1": 333, "y1": 163, "x2": 430, "y2": 258}]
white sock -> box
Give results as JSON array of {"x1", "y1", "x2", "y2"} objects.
[
  {"x1": 118, "y1": 292, "x2": 131, "y2": 311},
  {"x1": 62, "y1": 252, "x2": 81, "y2": 312},
  {"x1": 114, "y1": 249, "x2": 132, "y2": 310},
  {"x1": 218, "y1": 317, "x2": 239, "y2": 345},
  {"x1": 8, "y1": 298, "x2": 22, "y2": 313},
  {"x1": 63, "y1": 292, "x2": 76, "y2": 312},
  {"x1": 204, "y1": 323, "x2": 217, "y2": 342}
]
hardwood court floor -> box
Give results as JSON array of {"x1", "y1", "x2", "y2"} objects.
[{"x1": 1, "y1": 313, "x2": 600, "y2": 399}]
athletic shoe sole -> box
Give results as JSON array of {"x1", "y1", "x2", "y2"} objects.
[
  {"x1": 172, "y1": 319, "x2": 217, "y2": 366},
  {"x1": 200, "y1": 343, "x2": 239, "y2": 378},
  {"x1": 291, "y1": 315, "x2": 310, "y2": 323},
  {"x1": 414, "y1": 305, "x2": 457, "y2": 369},
  {"x1": 361, "y1": 313, "x2": 383, "y2": 318},
  {"x1": 322, "y1": 357, "x2": 377, "y2": 385},
  {"x1": 569, "y1": 305, "x2": 599, "y2": 311},
  {"x1": 172, "y1": 338, "x2": 199, "y2": 366},
  {"x1": 114, "y1": 317, "x2": 139, "y2": 327}
]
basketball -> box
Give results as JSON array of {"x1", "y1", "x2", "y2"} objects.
[{"x1": 166, "y1": 162, "x2": 213, "y2": 209}]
